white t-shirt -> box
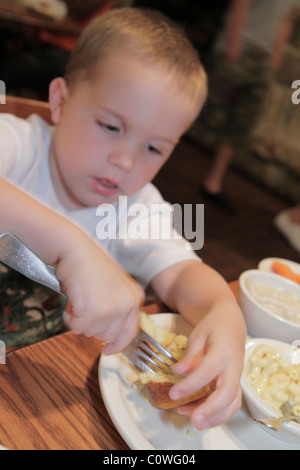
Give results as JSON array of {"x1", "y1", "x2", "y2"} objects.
[{"x1": 0, "y1": 113, "x2": 200, "y2": 287}]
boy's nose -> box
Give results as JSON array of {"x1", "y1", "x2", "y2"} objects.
[{"x1": 108, "y1": 149, "x2": 136, "y2": 172}]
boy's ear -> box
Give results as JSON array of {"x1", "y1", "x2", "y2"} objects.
[{"x1": 49, "y1": 78, "x2": 68, "y2": 124}]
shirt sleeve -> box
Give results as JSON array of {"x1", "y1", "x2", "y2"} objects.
[
  {"x1": 0, "y1": 114, "x2": 46, "y2": 181},
  {"x1": 0, "y1": 114, "x2": 22, "y2": 176}
]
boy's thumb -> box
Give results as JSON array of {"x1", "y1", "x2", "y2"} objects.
[{"x1": 172, "y1": 348, "x2": 204, "y2": 376}]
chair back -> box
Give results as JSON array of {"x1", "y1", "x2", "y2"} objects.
[{"x1": 0, "y1": 96, "x2": 51, "y2": 124}]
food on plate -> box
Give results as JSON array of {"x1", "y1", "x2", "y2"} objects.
[
  {"x1": 246, "y1": 278, "x2": 300, "y2": 324},
  {"x1": 138, "y1": 313, "x2": 211, "y2": 409},
  {"x1": 246, "y1": 344, "x2": 300, "y2": 416},
  {"x1": 272, "y1": 261, "x2": 300, "y2": 285}
]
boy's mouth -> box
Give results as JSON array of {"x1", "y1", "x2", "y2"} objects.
[{"x1": 92, "y1": 177, "x2": 120, "y2": 197}]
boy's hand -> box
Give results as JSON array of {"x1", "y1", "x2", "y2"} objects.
[
  {"x1": 168, "y1": 312, "x2": 245, "y2": 430},
  {"x1": 150, "y1": 260, "x2": 246, "y2": 430},
  {"x1": 57, "y1": 232, "x2": 145, "y2": 354}
]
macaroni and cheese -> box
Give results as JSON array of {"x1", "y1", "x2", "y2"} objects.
[{"x1": 247, "y1": 345, "x2": 300, "y2": 417}]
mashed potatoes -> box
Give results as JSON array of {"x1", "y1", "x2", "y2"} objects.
[{"x1": 246, "y1": 279, "x2": 300, "y2": 324}]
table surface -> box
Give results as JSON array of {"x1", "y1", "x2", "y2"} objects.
[
  {"x1": 0, "y1": 281, "x2": 239, "y2": 450},
  {"x1": 0, "y1": 0, "x2": 81, "y2": 34}
]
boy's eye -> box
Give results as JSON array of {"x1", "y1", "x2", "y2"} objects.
[
  {"x1": 98, "y1": 121, "x2": 119, "y2": 133},
  {"x1": 105, "y1": 124, "x2": 119, "y2": 132},
  {"x1": 147, "y1": 145, "x2": 161, "y2": 155}
]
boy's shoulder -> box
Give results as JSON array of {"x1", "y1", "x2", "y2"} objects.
[
  {"x1": 0, "y1": 113, "x2": 53, "y2": 179},
  {"x1": 0, "y1": 113, "x2": 53, "y2": 154},
  {"x1": 0, "y1": 111, "x2": 49, "y2": 128},
  {"x1": 0, "y1": 112, "x2": 51, "y2": 140}
]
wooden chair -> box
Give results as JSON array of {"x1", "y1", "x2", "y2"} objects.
[{"x1": 0, "y1": 95, "x2": 51, "y2": 124}]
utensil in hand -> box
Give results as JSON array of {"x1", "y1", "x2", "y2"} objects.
[
  {"x1": 252, "y1": 400, "x2": 300, "y2": 431},
  {"x1": 124, "y1": 328, "x2": 177, "y2": 374},
  {"x1": 280, "y1": 400, "x2": 294, "y2": 416},
  {"x1": 0, "y1": 232, "x2": 65, "y2": 297},
  {"x1": 252, "y1": 415, "x2": 300, "y2": 431}
]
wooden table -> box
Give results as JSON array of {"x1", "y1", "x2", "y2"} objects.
[
  {"x1": 0, "y1": 282, "x2": 239, "y2": 450},
  {"x1": 0, "y1": 0, "x2": 81, "y2": 35}
]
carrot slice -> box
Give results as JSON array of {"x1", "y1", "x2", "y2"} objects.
[{"x1": 272, "y1": 260, "x2": 300, "y2": 284}]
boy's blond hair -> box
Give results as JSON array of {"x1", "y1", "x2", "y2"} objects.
[{"x1": 65, "y1": 7, "x2": 207, "y2": 108}]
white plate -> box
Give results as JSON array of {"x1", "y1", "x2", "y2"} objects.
[
  {"x1": 258, "y1": 257, "x2": 300, "y2": 276},
  {"x1": 98, "y1": 314, "x2": 300, "y2": 450}
]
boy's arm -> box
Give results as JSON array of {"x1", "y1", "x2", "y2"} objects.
[
  {"x1": 151, "y1": 259, "x2": 247, "y2": 430},
  {"x1": 0, "y1": 177, "x2": 78, "y2": 265},
  {"x1": 223, "y1": 0, "x2": 253, "y2": 63},
  {"x1": 271, "y1": 6, "x2": 299, "y2": 69},
  {"x1": 151, "y1": 259, "x2": 242, "y2": 327},
  {"x1": 0, "y1": 178, "x2": 144, "y2": 352}
]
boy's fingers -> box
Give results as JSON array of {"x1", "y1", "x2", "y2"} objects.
[
  {"x1": 171, "y1": 331, "x2": 207, "y2": 376},
  {"x1": 172, "y1": 348, "x2": 205, "y2": 375},
  {"x1": 102, "y1": 309, "x2": 140, "y2": 354},
  {"x1": 178, "y1": 386, "x2": 242, "y2": 431},
  {"x1": 169, "y1": 346, "x2": 243, "y2": 427},
  {"x1": 175, "y1": 366, "x2": 242, "y2": 428},
  {"x1": 190, "y1": 385, "x2": 242, "y2": 431},
  {"x1": 171, "y1": 335, "x2": 243, "y2": 399},
  {"x1": 64, "y1": 312, "x2": 108, "y2": 335},
  {"x1": 63, "y1": 283, "x2": 143, "y2": 337},
  {"x1": 169, "y1": 341, "x2": 222, "y2": 398}
]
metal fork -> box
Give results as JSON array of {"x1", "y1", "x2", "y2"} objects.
[
  {"x1": 252, "y1": 400, "x2": 300, "y2": 431},
  {"x1": 124, "y1": 328, "x2": 177, "y2": 374},
  {"x1": 252, "y1": 415, "x2": 300, "y2": 431}
]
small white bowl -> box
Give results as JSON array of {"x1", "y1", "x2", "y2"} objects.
[
  {"x1": 239, "y1": 269, "x2": 300, "y2": 343},
  {"x1": 258, "y1": 257, "x2": 300, "y2": 276},
  {"x1": 242, "y1": 337, "x2": 300, "y2": 444}
]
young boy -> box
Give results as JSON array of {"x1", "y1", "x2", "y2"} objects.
[{"x1": 0, "y1": 8, "x2": 246, "y2": 431}]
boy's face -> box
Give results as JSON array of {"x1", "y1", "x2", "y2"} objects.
[{"x1": 49, "y1": 53, "x2": 200, "y2": 210}]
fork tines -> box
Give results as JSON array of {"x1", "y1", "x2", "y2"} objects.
[{"x1": 129, "y1": 329, "x2": 177, "y2": 374}]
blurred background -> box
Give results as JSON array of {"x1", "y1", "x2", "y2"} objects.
[{"x1": 1, "y1": 0, "x2": 300, "y2": 282}]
